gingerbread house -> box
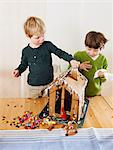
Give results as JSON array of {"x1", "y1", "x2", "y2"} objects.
[{"x1": 44, "y1": 68, "x2": 88, "y2": 121}]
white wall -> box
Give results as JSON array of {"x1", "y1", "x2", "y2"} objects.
[
  {"x1": 0, "y1": 0, "x2": 113, "y2": 97},
  {"x1": 46, "y1": 1, "x2": 113, "y2": 96},
  {"x1": 0, "y1": 1, "x2": 47, "y2": 98}
]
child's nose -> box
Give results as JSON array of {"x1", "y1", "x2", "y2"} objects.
[
  {"x1": 90, "y1": 49, "x2": 94, "y2": 54},
  {"x1": 88, "y1": 50, "x2": 94, "y2": 56},
  {"x1": 41, "y1": 36, "x2": 44, "y2": 40}
]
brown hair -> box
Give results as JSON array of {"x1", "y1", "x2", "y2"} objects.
[
  {"x1": 85, "y1": 31, "x2": 108, "y2": 49},
  {"x1": 24, "y1": 16, "x2": 45, "y2": 38}
]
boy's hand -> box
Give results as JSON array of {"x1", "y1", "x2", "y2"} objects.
[
  {"x1": 12, "y1": 70, "x2": 20, "y2": 77},
  {"x1": 70, "y1": 60, "x2": 80, "y2": 69},
  {"x1": 79, "y1": 61, "x2": 92, "y2": 72},
  {"x1": 98, "y1": 71, "x2": 105, "y2": 78}
]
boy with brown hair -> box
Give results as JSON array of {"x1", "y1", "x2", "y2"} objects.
[
  {"x1": 12, "y1": 16, "x2": 79, "y2": 99},
  {"x1": 74, "y1": 31, "x2": 108, "y2": 97}
]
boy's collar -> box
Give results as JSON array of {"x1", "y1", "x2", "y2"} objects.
[
  {"x1": 28, "y1": 42, "x2": 44, "y2": 49},
  {"x1": 90, "y1": 54, "x2": 100, "y2": 60}
]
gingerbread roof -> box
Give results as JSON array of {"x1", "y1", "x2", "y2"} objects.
[{"x1": 46, "y1": 68, "x2": 87, "y2": 99}]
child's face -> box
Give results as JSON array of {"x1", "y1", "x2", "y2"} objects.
[
  {"x1": 30, "y1": 34, "x2": 44, "y2": 46},
  {"x1": 86, "y1": 47, "x2": 101, "y2": 57}
]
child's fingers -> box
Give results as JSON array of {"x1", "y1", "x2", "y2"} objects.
[
  {"x1": 15, "y1": 73, "x2": 19, "y2": 77},
  {"x1": 84, "y1": 68, "x2": 89, "y2": 72},
  {"x1": 80, "y1": 62, "x2": 92, "y2": 71},
  {"x1": 84, "y1": 61, "x2": 90, "y2": 64},
  {"x1": 13, "y1": 71, "x2": 16, "y2": 75},
  {"x1": 12, "y1": 70, "x2": 19, "y2": 77},
  {"x1": 84, "y1": 62, "x2": 92, "y2": 66},
  {"x1": 85, "y1": 64, "x2": 92, "y2": 69},
  {"x1": 98, "y1": 71, "x2": 104, "y2": 77},
  {"x1": 12, "y1": 71, "x2": 16, "y2": 76}
]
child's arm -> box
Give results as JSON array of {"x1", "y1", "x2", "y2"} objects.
[
  {"x1": 13, "y1": 49, "x2": 28, "y2": 77},
  {"x1": 94, "y1": 57, "x2": 108, "y2": 83},
  {"x1": 46, "y1": 41, "x2": 79, "y2": 68},
  {"x1": 102, "y1": 57, "x2": 108, "y2": 70},
  {"x1": 74, "y1": 51, "x2": 92, "y2": 71},
  {"x1": 99, "y1": 57, "x2": 108, "y2": 83}
]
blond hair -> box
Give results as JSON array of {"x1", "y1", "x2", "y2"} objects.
[{"x1": 24, "y1": 16, "x2": 45, "y2": 38}]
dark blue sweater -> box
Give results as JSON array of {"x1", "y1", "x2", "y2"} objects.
[{"x1": 17, "y1": 41, "x2": 74, "y2": 86}]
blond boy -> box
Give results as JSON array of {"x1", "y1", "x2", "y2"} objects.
[{"x1": 13, "y1": 16, "x2": 79, "y2": 99}]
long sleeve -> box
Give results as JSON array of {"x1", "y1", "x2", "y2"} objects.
[
  {"x1": 74, "y1": 51, "x2": 82, "y2": 62},
  {"x1": 100, "y1": 57, "x2": 108, "y2": 83},
  {"x1": 46, "y1": 41, "x2": 74, "y2": 62},
  {"x1": 16, "y1": 49, "x2": 28, "y2": 75}
]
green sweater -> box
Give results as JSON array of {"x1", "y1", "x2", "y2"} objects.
[
  {"x1": 16, "y1": 41, "x2": 74, "y2": 86},
  {"x1": 74, "y1": 51, "x2": 108, "y2": 97}
]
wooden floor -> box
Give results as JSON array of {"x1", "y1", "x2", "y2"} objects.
[{"x1": 0, "y1": 96, "x2": 112, "y2": 130}]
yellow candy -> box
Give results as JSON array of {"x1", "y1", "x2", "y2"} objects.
[{"x1": 42, "y1": 122, "x2": 45, "y2": 125}]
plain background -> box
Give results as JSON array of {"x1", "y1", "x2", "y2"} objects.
[{"x1": 0, "y1": 0, "x2": 112, "y2": 98}]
